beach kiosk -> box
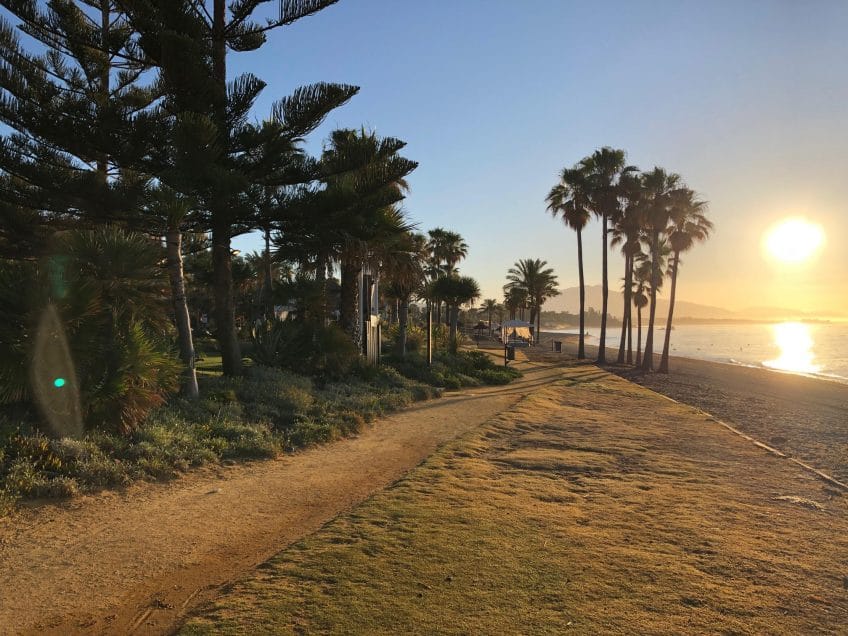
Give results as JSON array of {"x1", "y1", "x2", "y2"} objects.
[{"x1": 501, "y1": 319, "x2": 532, "y2": 365}]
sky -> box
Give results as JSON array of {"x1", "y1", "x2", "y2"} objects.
[{"x1": 230, "y1": 0, "x2": 848, "y2": 318}]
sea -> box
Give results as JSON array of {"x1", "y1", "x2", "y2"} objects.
[{"x1": 548, "y1": 321, "x2": 848, "y2": 384}]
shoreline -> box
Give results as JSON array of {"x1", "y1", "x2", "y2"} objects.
[
  {"x1": 534, "y1": 331, "x2": 848, "y2": 483},
  {"x1": 539, "y1": 328, "x2": 848, "y2": 385}
]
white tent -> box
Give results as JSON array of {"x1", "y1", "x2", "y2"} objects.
[{"x1": 501, "y1": 320, "x2": 532, "y2": 344}]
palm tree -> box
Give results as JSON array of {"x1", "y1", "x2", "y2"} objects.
[
  {"x1": 503, "y1": 287, "x2": 527, "y2": 320},
  {"x1": 610, "y1": 171, "x2": 645, "y2": 365},
  {"x1": 504, "y1": 259, "x2": 560, "y2": 344},
  {"x1": 382, "y1": 232, "x2": 427, "y2": 358},
  {"x1": 546, "y1": 165, "x2": 592, "y2": 358},
  {"x1": 637, "y1": 167, "x2": 681, "y2": 370},
  {"x1": 427, "y1": 228, "x2": 468, "y2": 325},
  {"x1": 580, "y1": 147, "x2": 636, "y2": 364},
  {"x1": 658, "y1": 190, "x2": 712, "y2": 373},
  {"x1": 430, "y1": 275, "x2": 480, "y2": 353},
  {"x1": 632, "y1": 261, "x2": 650, "y2": 367},
  {"x1": 481, "y1": 298, "x2": 499, "y2": 334}
]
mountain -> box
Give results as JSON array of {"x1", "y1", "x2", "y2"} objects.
[{"x1": 544, "y1": 285, "x2": 735, "y2": 320}]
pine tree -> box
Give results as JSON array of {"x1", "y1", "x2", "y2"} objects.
[
  {"x1": 117, "y1": 0, "x2": 358, "y2": 375},
  {"x1": 0, "y1": 0, "x2": 157, "y2": 241}
]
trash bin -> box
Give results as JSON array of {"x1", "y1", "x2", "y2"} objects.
[
  {"x1": 506, "y1": 345, "x2": 515, "y2": 361},
  {"x1": 553, "y1": 340, "x2": 562, "y2": 353}
]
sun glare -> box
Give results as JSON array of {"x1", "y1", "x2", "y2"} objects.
[
  {"x1": 763, "y1": 218, "x2": 824, "y2": 263},
  {"x1": 764, "y1": 322, "x2": 820, "y2": 375}
]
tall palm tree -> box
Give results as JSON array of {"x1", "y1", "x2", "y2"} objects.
[
  {"x1": 658, "y1": 190, "x2": 712, "y2": 373},
  {"x1": 610, "y1": 171, "x2": 645, "y2": 365},
  {"x1": 546, "y1": 165, "x2": 592, "y2": 358},
  {"x1": 580, "y1": 147, "x2": 636, "y2": 364},
  {"x1": 504, "y1": 259, "x2": 560, "y2": 344},
  {"x1": 639, "y1": 167, "x2": 682, "y2": 371},
  {"x1": 481, "y1": 298, "x2": 499, "y2": 334}
]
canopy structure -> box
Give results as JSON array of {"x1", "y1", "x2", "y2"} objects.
[{"x1": 501, "y1": 320, "x2": 532, "y2": 344}]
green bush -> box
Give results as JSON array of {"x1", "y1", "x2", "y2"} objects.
[
  {"x1": 250, "y1": 320, "x2": 359, "y2": 381},
  {"x1": 385, "y1": 350, "x2": 521, "y2": 389},
  {"x1": 0, "y1": 228, "x2": 181, "y2": 436}
]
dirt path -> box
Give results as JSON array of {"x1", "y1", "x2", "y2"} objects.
[{"x1": 0, "y1": 361, "x2": 563, "y2": 636}]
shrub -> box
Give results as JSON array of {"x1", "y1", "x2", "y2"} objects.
[
  {"x1": 0, "y1": 228, "x2": 181, "y2": 437},
  {"x1": 250, "y1": 320, "x2": 359, "y2": 381}
]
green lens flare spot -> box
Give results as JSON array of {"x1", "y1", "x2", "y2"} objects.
[{"x1": 53, "y1": 377, "x2": 66, "y2": 388}]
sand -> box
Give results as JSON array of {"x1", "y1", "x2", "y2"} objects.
[{"x1": 536, "y1": 331, "x2": 848, "y2": 483}]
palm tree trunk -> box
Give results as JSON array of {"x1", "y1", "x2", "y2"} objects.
[
  {"x1": 165, "y1": 230, "x2": 199, "y2": 399},
  {"x1": 536, "y1": 303, "x2": 542, "y2": 344},
  {"x1": 449, "y1": 304, "x2": 458, "y2": 353},
  {"x1": 641, "y1": 230, "x2": 660, "y2": 371},
  {"x1": 598, "y1": 212, "x2": 608, "y2": 364},
  {"x1": 529, "y1": 305, "x2": 537, "y2": 343},
  {"x1": 627, "y1": 303, "x2": 633, "y2": 365},
  {"x1": 398, "y1": 297, "x2": 409, "y2": 358},
  {"x1": 576, "y1": 228, "x2": 585, "y2": 359},
  {"x1": 658, "y1": 251, "x2": 680, "y2": 373},
  {"x1": 636, "y1": 304, "x2": 643, "y2": 366},
  {"x1": 617, "y1": 253, "x2": 631, "y2": 363}
]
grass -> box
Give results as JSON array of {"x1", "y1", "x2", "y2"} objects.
[
  {"x1": 179, "y1": 362, "x2": 848, "y2": 635},
  {"x1": 0, "y1": 364, "x2": 441, "y2": 515}
]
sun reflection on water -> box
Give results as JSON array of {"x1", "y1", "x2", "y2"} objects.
[{"x1": 763, "y1": 322, "x2": 820, "y2": 375}]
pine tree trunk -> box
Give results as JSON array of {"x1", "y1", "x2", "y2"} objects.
[
  {"x1": 212, "y1": 224, "x2": 242, "y2": 376},
  {"x1": 398, "y1": 298, "x2": 409, "y2": 358},
  {"x1": 577, "y1": 228, "x2": 585, "y2": 359},
  {"x1": 641, "y1": 230, "x2": 660, "y2": 371},
  {"x1": 339, "y1": 257, "x2": 361, "y2": 341},
  {"x1": 166, "y1": 230, "x2": 199, "y2": 399},
  {"x1": 210, "y1": 0, "x2": 241, "y2": 376},
  {"x1": 262, "y1": 226, "x2": 273, "y2": 318},
  {"x1": 658, "y1": 251, "x2": 680, "y2": 373}
]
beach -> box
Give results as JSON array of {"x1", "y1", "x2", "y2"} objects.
[{"x1": 536, "y1": 331, "x2": 848, "y2": 483}]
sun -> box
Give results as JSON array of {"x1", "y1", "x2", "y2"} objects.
[{"x1": 763, "y1": 217, "x2": 824, "y2": 263}]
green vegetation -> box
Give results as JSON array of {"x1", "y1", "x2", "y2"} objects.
[
  {"x1": 0, "y1": 365, "x2": 439, "y2": 515},
  {"x1": 387, "y1": 350, "x2": 521, "y2": 390}
]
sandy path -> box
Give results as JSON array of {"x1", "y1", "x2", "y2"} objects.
[{"x1": 0, "y1": 361, "x2": 563, "y2": 636}]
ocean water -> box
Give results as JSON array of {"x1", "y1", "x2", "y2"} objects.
[{"x1": 549, "y1": 322, "x2": 848, "y2": 384}]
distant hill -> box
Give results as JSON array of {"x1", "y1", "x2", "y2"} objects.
[
  {"x1": 545, "y1": 285, "x2": 735, "y2": 320},
  {"x1": 543, "y1": 285, "x2": 833, "y2": 322}
]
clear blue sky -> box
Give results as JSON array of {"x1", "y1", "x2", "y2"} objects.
[{"x1": 231, "y1": 0, "x2": 848, "y2": 315}]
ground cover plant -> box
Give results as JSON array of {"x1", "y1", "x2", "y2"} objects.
[
  {"x1": 179, "y1": 363, "x2": 848, "y2": 635},
  {"x1": 386, "y1": 348, "x2": 522, "y2": 390},
  {"x1": 0, "y1": 365, "x2": 439, "y2": 515}
]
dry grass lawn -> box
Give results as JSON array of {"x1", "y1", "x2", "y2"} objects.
[{"x1": 180, "y1": 361, "x2": 848, "y2": 635}]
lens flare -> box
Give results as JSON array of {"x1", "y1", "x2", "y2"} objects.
[
  {"x1": 764, "y1": 322, "x2": 820, "y2": 375},
  {"x1": 53, "y1": 377, "x2": 66, "y2": 388}
]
